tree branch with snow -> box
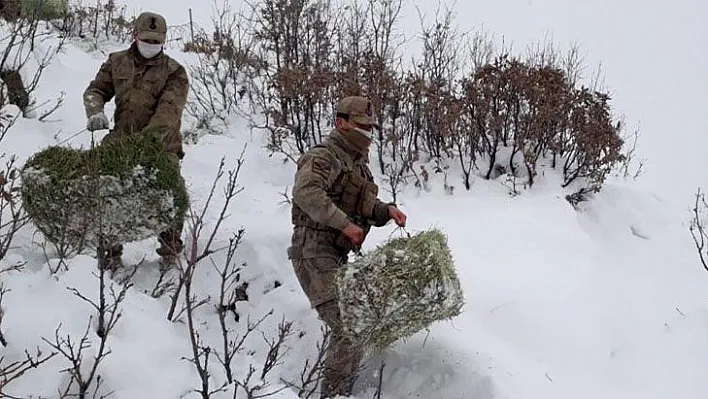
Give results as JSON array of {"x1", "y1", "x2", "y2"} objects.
[
  {"x1": 690, "y1": 187, "x2": 708, "y2": 273},
  {"x1": 167, "y1": 148, "x2": 247, "y2": 398},
  {"x1": 280, "y1": 325, "x2": 330, "y2": 399},
  {"x1": 0, "y1": 346, "x2": 56, "y2": 397},
  {"x1": 167, "y1": 147, "x2": 246, "y2": 322},
  {"x1": 0, "y1": 154, "x2": 28, "y2": 264},
  {"x1": 234, "y1": 318, "x2": 293, "y2": 399},
  {"x1": 41, "y1": 262, "x2": 135, "y2": 398}
]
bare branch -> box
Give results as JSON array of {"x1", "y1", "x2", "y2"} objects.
[
  {"x1": 0, "y1": 347, "x2": 57, "y2": 395},
  {"x1": 167, "y1": 145, "x2": 246, "y2": 322},
  {"x1": 690, "y1": 188, "x2": 708, "y2": 273}
]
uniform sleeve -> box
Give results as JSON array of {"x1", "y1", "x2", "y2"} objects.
[
  {"x1": 292, "y1": 151, "x2": 351, "y2": 231},
  {"x1": 361, "y1": 187, "x2": 393, "y2": 227},
  {"x1": 146, "y1": 63, "x2": 189, "y2": 156},
  {"x1": 83, "y1": 55, "x2": 115, "y2": 117},
  {"x1": 370, "y1": 200, "x2": 393, "y2": 227}
]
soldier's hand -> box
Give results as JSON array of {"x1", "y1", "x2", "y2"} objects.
[
  {"x1": 342, "y1": 223, "x2": 365, "y2": 245},
  {"x1": 388, "y1": 205, "x2": 407, "y2": 227},
  {"x1": 87, "y1": 111, "x2": 109, "y2": 131}
]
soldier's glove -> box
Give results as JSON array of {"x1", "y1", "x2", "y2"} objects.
[{"x1": 87, "y1": 112, "x2": 109, "y2": 131}]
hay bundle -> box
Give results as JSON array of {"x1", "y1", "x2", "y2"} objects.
[
  {"x1": 20, "y1": 131, "x2": 188, "y2": 254},
  {"x1": 336, "y1": 228, "x2": 464, "y2": 353}
]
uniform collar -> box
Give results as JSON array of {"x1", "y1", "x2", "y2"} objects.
[{"x1": 326, "y1": 128, "x2": 370, "y2": 163}]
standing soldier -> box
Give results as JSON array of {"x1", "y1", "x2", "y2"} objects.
[
  {"x1": 82, "y1": 11, "x2": 189, "y2": 268},
  {"x1": 288, "y1": 96, "x2": 407, "y2": 398}
]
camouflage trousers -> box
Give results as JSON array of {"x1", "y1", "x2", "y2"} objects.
[{"x1": 291, "y1": 257, "x2": 364, "y2": 399}]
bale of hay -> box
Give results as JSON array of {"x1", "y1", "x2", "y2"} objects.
[
  {"x1": 20, "y1": 131, "x2": 188, "y2": 254},
  {"x1": 336, "y1": 228, "x2": 464, "y2": 353}
]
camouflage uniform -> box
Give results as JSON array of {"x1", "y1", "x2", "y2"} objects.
[
  {"x1": 82, "y1": 12, "x2": 188, "y2": 266},
  {"x1": 288, "y1": 97, "x2": 395, "y2": 398}
]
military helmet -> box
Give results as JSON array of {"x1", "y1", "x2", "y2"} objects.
[{"x1": 135, "y1": 11, "x2": 167, "y2": 43}]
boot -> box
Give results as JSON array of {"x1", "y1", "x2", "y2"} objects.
[
  {"x1": 99, "y1": 244, "x2": 123, "y2": 270},
  {"x1": 156, "y1": 230, "x2": 183, "y2": 266}
]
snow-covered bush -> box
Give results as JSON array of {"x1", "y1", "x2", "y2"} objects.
[
  {"x1": 337, "y1": 228, "x2": 464, "y2": 353},
  {"x1": 20, "y1": 131, "x2": 188, "y2": 255}
]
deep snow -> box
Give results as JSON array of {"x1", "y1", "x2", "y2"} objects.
[{"x1": 1, "y1": 0, "x2": 708, "y2": 398}]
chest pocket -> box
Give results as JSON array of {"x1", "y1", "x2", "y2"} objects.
[
  {"x1": 113, "y1": 71, "x2": 133, "y2": 98},
  {"x1": 141, "y1": 67, "x2": 168, "y2": 98},
  {"x1": 112, "y1": 62, "x2": 166, "y2": 102},
  {"x1": 361, "y1": 164, "x2": 378, "y2": 197},
  {"x1": 334, "y1": 161, "x2": 375, "y2": 218}
]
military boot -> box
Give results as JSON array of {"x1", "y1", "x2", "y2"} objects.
[
  {"x1": 156, "y1": 230, "x2": 183, "y2": 266},
  {"x1": 99, "y1": 244, "x2": 123, "y2": 270}
]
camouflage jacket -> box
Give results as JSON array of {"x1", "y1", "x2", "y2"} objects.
[
  {"x1": 289, "y1": 129, "x2": 393, "y2": 260},
  {"x1": 83, "y1": 42, "x2": 189, "y2": 158}
]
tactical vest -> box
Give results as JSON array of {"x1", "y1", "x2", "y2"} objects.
[{"x1": 291, "y1": 142, "x2": 378, "y2": 236}]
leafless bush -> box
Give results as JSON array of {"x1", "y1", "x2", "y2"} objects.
[
  {"x1": 53, "y1": 0, "x2": 134, "y2": 44},
  {"x1": 211, "y1": 228, "x2": 248, "y2": 381},
  {"x1": 233, "y1": 317, "x2": 293, "y2": 398},
  {"x1": 0, "y1": 152, "x2": 28, "y2": 262},
  {"x1": 166, "y1": 149, "x2": 246, "y2": 323},
  {"x1": 614, "y1": 121, "x2": 645, "y2": 181},
  {"x1": 690, "y1": 188, "x2": 708, "y2": 274},
  {"x1": 369, "y1": 3, "x2": 468, "y2": 193},
  {"x1": 166, "y1": 150, "x2": 246, "y2": 397},
  {"x1": 184, "y1": 0, "x2": 264, "y2": 132},
  {"x1": 411, "y1": 4, "x2": 466, "y2": 162},
  {"x1": 0, "y1": 39, "x2": 56, "y2": 393},
  {"x1": 147, "y1": 259, "x2": 179, "y2": 299},
  {"x1": 1, "y1": 9, "x2": 67, "y2": 120},
  {"x1": 0, "y1": 346, "x2": 57, "y2": 397},
  {"x1": 0, "y1": 283, "x2": 7, "y2": 347},
  {"x1": 40, "y1": 260, "x2": 135, "y2": 398},
  {"x1": 332, "y1": 0, "x2": 405, "y2": 170},
  {"x1": 246, "y1": 0, "x2": 341, "y2": 160},
  {"x1": 279, "y1": 325, "x2": 330, "y2": 399},
  {"x1": 0, "y1": 272, "x2": 56, "y2": 397},
  {"x1": 160, "y1": 145, "x2": 303, "y2": 397},
  {"x1": 52, "y1": 0, "x2": 187, "y2": 51}
]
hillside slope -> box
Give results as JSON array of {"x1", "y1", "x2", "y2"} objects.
[{"x1": 1, "y1": 1, "x2": 708, "y2": 398}]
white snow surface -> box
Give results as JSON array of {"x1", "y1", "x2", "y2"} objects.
[{"x1": 2, "y1": 0, "x2": 708, "y2": 398}]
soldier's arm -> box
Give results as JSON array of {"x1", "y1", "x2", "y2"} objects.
[
  {"x1": 292, "y1": 152, "x2": 351, "y2": 231},
  {"x1": 359, "y1": 173, "x2": 394, "y2": 227},
  {"x1": 370, "y1": 200, "x2": 394, "y2": 227},
  {"x1": 146, "y1": 62, "x2": 189, "y2": 157},
  {"x1": 83, "y1": 55, "x2": 115, "y2": 117}
]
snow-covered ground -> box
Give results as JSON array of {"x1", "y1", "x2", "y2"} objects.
[{"x1": 2, "y1": 0, "x2": 708, "y2": 398}]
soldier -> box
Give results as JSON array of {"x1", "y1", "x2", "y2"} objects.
[
  {"x1": 288, "y1": 96, "x2": 407, "y2": 398},
  {"x1": 82, "y1": 11, "x2": 189, "y2": 267}
]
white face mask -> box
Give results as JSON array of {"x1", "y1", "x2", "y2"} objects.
[{"x1": 137, "y1": 40, "x2": 163, "y2": 58}]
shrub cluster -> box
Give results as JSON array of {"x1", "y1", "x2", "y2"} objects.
[{"x1": 182, "y1": 0, "x2": 635, "y2": 198}]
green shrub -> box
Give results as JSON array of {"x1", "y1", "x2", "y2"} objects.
[
  {"x1": 21, "y1": 0, "x2": 68, "y2": 20},
  {"x1": 20, "y1": 131, "x2": 188, "y2": 255},
  {"x1": 336, "y1": 228, "x2": 465, "y2": 353}
]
